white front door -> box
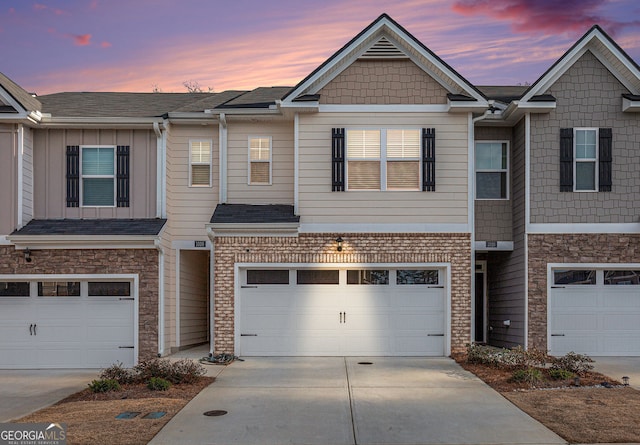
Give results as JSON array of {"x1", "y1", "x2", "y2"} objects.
[
  {"x1": 0, "y1": 279, "x2": 136, "y2": 369},
  {"x1": 238, "y1": 267, "x2": 446, "y2": 356},
  {"x1": 549, "y1": 268, "x2": 640, "y2": 356}
]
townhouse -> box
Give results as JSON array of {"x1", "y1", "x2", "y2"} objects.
[{"x1": 1, "y1": 14, "x2": 639, "y2": 368}]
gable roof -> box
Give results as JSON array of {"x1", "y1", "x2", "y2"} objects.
[
  {"x1": 522, "y1": 25, "x2": 640, "y2": 102},
  {"x1": 282, "y1": 13, "x2": 486, "y2": 104},
  {"x1": 0, "y1": 72, "x2": 42, "y2": 113}
]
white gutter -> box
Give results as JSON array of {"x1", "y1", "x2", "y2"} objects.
[
  {"x1": 524, "y1": 112, "x2": 531, "y2": 350},
  {"x1": 153, "y1": 122, "x2": 163, "y2": 218},
  {"x1": 16, "y1": 124, "x2": 24, "y2": 229},
  {"x1": 219, "y1": 113, "x2": 228, "y2": 203},
  {"x1": 155, "y1": 239, "x2": 165, "y2": 357}
]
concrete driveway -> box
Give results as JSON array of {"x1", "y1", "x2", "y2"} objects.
[
  {"x1": 0, "y1": 369, "x2": 98, "y2": 422},
  {"x1": 150, "y1": 357, "x2": 565, "y2": 445},
  {"x1": 593, "y1": 356, "x2": 640, "y2": 389}
]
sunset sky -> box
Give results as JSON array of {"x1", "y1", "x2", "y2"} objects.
[{"x1": 2, "y1": 0, "x2": 639, "y2": 95}]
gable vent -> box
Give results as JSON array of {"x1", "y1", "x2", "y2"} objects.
[{"x1": 360, "y1": 37, "x2": 408, "y2": 59}]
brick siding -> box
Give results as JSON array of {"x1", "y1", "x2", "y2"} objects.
[
  {"x1": 527, "y1": 233, "x2": 640, "y2": 350},
  {"x1": 214, "y1": 233, "x2": 471, "y2": 355},
  {"x1": 0, "y1": 246, "x2": 159, "y2": 360}
]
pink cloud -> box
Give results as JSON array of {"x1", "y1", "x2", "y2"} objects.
[
  {"x1": 452, "y1": 0, "x2": 638, "y2": 37},
  {"x1": 33, "y1": 3, "x2": 47, "y2": 11},
  {"x1": 101, "y1": 41, "x2": 112, "y2": 48},
  {"x1": 71, "y1": 33, "x2": 92, "y2": 46}
]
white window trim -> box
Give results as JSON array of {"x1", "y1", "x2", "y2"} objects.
[
  {"x1": 248, "y1": 136, "x2": 273, "y2": 186},
  {"x1": 80, "y1": 145, "x2": 116, "y2": 208},
  {"x1": 345, "y1": 128, "x2": 421, "y2": 192},
  {"x1": 573, "y1": 128, "x2": 598, "y2": 192},
  {"x1": 474, "y1": 140, "x2": 509, "y2": 201},
  {"x1": 189, "y1": 139, "x2": 213, "y2": 188}
]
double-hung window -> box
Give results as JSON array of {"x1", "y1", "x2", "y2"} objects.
[
  {"x1": 574, "y1": 129, "x2": 597, "y2": 191},
  {"x1": 346, "y1": 129, "x2": 420, "y2": 190},
  {"x1": 475, "y1": 141, "x2": 508, "y2": 200},
  {"x1": 190, "y1": 140, "x2": 212, "y2": 187},
  {"x1": 249, "y1": 137, "x2": 271, "y2": 185},
  {"x1": 82, "y1": 146, "x2": 115, "y2": 206}
]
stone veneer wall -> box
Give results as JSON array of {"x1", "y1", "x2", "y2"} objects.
[
  {"x1": 319, "y1": 59, "x2": 449, "y2": 105},
  {"x1": 527, "y1": 233, "x2": 640, "y2": 351},
  {"x1": 214, "y1": 233, "x2": 471, "y2": 355},
  {"x1": 0, "y1": 246, "x2": 159, "y2": 360}
]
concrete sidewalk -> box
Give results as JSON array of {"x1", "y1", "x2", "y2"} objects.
[
  {"x1": 593, "y1": 357, "x2": 640, "y2": 389},
  {"x1": 149, "y1": 357, "x2": 565, "y2": 445}
]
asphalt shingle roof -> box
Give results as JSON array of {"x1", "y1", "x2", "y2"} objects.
[
  {"x1": 12, "y1": 218, "x2": 167, "y2": 236},
  {"x1": 220, "y1": 87, "x2": 292, "y2": 108},
  {"x1": 0, "y1": 72, "x2": 42, "y2": 112},
  {"x1": 210, "y1": 204, "x2": 299, "y2": 224},
  {"x1": 477, "y1": 85, "x2": 529, "y2": 103}
]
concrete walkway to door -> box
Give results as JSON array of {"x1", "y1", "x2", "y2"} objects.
[{"x1": 149, "y1": 357, "x2": 565, "y2": 445}]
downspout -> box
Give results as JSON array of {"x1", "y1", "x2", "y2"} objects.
[
  {"x1": 469, "y1": 108, "x2": 493, "y2": 345},
  {"x1": 206, "y1": 226, "x2": 216, "y2": 355},
  {"x1": 219, "y1": 113, "x2": 227, "y2": 203},
  {"x1": 524, "y1": 112, "x2": 531, "y2": 349},
  {"x1": 153, "y1": 122, "x2": 163, "y2": 218},
  {"x1": 17, "y1": 124, "x2": 24, "y2": 229},
  {"x1": 155, "y1": 238, "x2": 165, "y2": 357}
]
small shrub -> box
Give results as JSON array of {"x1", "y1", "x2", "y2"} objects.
[
  {"x1": 134, "y1": 358, "x2": 206, "y2": 384},
  {"x1": 466, "y1": 344, "x2": 549, "y2": 370},
  {"x1": 510, "y1": 368, "x2": 543, "y2": 385},
  {"x1": 509, "y1": 346, "x2": 548, "y2": 370},
  {"x1": 134, "y1": 358, "x2": 175, "y2": 382},
  {"x1": 147, "y1": 377, "x2": 171, "y2": 391},
  {"x1": 100, "y1": 362, "x2": 137, "y2": 384},
  {"x1": 88, "y1": 378, "x2": 121, "y2": 393},
  {"x1": 549, "y1": 368, "x2": 575, "y2": 380},
  {"x1": 466, "y1": 344, "x2": 509, "y2": 367},
  {"x1": 551, "y1": 352, "x2": 594, "y2": 375},
  {"x1": 169, "y1": 359, "x2": 206, "y2": 384}
]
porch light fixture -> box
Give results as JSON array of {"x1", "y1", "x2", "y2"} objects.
[
  {"x1": 623, "y1": 376, "x2": 630, "y2": 386},
  {"x1": 336, "y1": 236, "x2": 343, "y2": 252},
  {"x1": 24, "y1": 248, "x2": 32, "y2": 263}
]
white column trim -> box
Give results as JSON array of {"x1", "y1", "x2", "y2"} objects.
[
  {"x1": 17, "y1": 124, "x2": 24, "y2": 228},
  {"x1": 524, "y1": 112, "x2": 531, "y2": 349},
  {"x1": 219, "y1": 113, "x2": 228, "y2": 203},
  {"x1": 294, "y1": 112, "x2": 299, "y2": 215}
]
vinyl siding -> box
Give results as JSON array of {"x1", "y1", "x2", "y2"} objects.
[
  {"x1": 529, "y1": 50, "x2": 640, "y2": 223},
  {"x1": 179, "y1": 250, "x2": 209, "y2": 347},
  {"x1": 33, "y1": 128, "x2": 157, "y2": 219},
  {"x1": 298, "y1": 112, "x2": 469, "y2": 225},
  {"x1": 486, "y1": 119, "x2": 526, "y2": 348},
  {"x1": 474, "y1": 127, "x2": 513, "y2": 242},
  {"x1": 165, "y1": 124, "x2": 218, "y2": 240},
  {"x1": 0, "y1": 124, "x2": 17, "y2": 235},
  {"x1": 226, "y1": 120, "x2": 294, "y2": 204},
  {"x1": 22, "y1": 127, "x2": 33, "y2": 225}
]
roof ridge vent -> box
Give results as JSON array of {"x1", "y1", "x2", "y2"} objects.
[{"x1": 360, "y1": 36, "x2": 408, "y2": 59}]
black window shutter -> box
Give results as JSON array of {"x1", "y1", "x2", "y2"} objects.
[
  {"x1": 332, "y1": 128, "x2": 345, "y2": 191},
  {"x1": 598, "y1": 128, "x2": 612, "y2": 192},
  {"x1": 422, "y1": 128, "x2": 435, "y2": 191},
  {"x1": 66, "y1": 146, "x2": 80, "y2": 207},
  {"x1": 559, "y1": 128, "x2": 574, "y2": 192},
  {"x1": 117, "y1": 145, "x2": 130, "y2": 207}
]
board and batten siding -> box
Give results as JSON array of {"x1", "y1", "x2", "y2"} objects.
[
  {"x1": 226, "y1": 120, "x2": 294, "y2": 204},
  {"x1": 0, "y1": 124, "x2": 17, "y2": 235},
  {"x1": 32, "y1": 129, "x2": 157, "y2": 219},
  {"x1": 179, "y1": 250, "x2": 209, "y2": 347},
  {"x1": 297, "y1": 112, "x2": 469, "y2": 224},
  {"x1": 487, "y1": 118, "x2": 526, "y2": 348},
  {"x1": 166, "y1": 125, "x2": 218, "y2": 240}
]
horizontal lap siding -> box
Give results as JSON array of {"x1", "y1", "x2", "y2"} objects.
[
  {"x1": 226, "y1": 121, "x2": 294, "y2": 204},
  {"x1": 298, "y1": 113, "x2": 469, "y2": 224},
  {"x1": 33, "y1": 129, "x2": 157, "y2": 219},
  {"x1": 179, "y1": 250, "x2": 209, "y2": 347},
  {"x1": 22, "y1": 127, "x2": 34, "y2": 225},
  {"x1": 166, "y1": 125, "x2": 218, "y2": 240}
]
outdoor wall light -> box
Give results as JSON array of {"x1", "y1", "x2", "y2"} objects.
[
  {"x1": 336, "y1": 236, "x2": 343, "y2": 252},
  {"x1": 24, "y1": 248, "x2": 32, "y2": 263},
  {"x1": 623, "y1": 376, "x2": 630, "y2": 386}
]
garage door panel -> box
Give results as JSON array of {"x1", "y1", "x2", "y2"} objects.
[
  {"x1": 243, "y1": 313, "x2": 291, "y2": 331},
  {"x1": 601, "y1": 313, "x2": 640, "y2": 330},
  {"x1": 38, "y1": 347, "x2": 86, "y2": 368},
  {"x1": 394, "y1": 312, "x2": 444, "y2": 331},
  {"x1": 550, "y1": 335, "x2": 599, "y2": 356},
  {"x1": 394, "y1": 291, "x2": 443, "y2": 308},
  {"x1": 241, "y1": 335, "x2": 295, "y2": 355},
  {"x1": 603, "y1": 293, "x2": 640, "y2": 307},
  {"x1": 341, "y1": 334, "x2": 391, "y2": 355},
  {"x1": 87, "y1": 347, "x2": 134, "y2": 368},
  {"x1": 393, "y1": 336, "x2": 444, "y2": 355},
  {"x1": 295, "y1": 313, "x2": 339, "y2": 330},
  {"x1": 601, "y1": 336, "x2": 640, "y2": 354},
  {"x1": 243, "y1": 291, "x2": 292, "y2": 308},
  {"x1": 551, "y1": 313, "x2": 598, "y2": 331},
  {"x1": 552, "y1": 293, "x2": 598, "y2": 308}
]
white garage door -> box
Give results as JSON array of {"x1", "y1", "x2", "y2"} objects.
[
  {"x1": 0, "y1": 279, "x2": 136, "y2": 369},
  {"x1": 238, "y1": 267, "x2": 446, "y2": 356},
  {"x1": 549, "y1": 268, "x2": 640, "y2": 356}
]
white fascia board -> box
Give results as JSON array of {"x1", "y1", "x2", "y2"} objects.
[
  {"x1": 516, "y1": 101, "x2": 556, "y2": 113},
  {"x1": 0, "y1": 88, "x2": 28, "y2": 114},
  {"x1": 447, "y1": 100, "x2": 489, "y2": 113},
  {"x1": 528, "y1": 223, "x2": 640, "y2": 234},
  {"x1": 7, "y1": 235, "x2": 160, "y2": 249},
  {"x1": 207, "y1": 223, "x2": 300, "y2": 237},
  {"x1": 277, "y1": 100, "x2": 319, "y2": 111},
  {"x1": 622, "y1": 97, "x2": 640, "y2": 112},
  {"x1": 40, "y1": 117, "x2": 163, "y2": 128},
  {"x1": 207, "y1": 108, "x2": 281, "y2": 116},
  {"x1": 299, "y1": 223, "x2": 470, "y2": 233}
]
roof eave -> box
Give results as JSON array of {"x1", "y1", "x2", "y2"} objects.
[
  {"x1": 205, "y1": 222, "x2": 300, "y2": 237},
  {"x1": 7, "y1": 234, "x2": 160, "y2": 250},
  {"x1": 622, "y1": 97, "x2": 640, "y2": 112},
  {"x1": 39, "y1": 116, "x2": 164, "y2": 129}
]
